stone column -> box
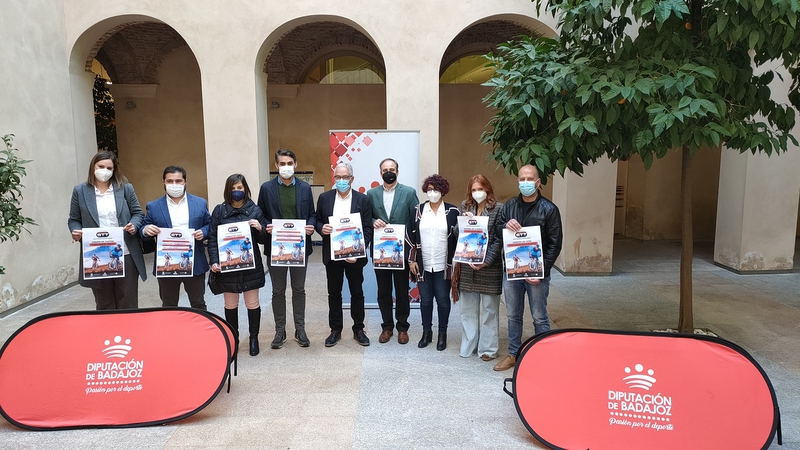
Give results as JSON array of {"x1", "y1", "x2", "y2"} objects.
[
  {"x1": 384, "y1": 53, "x2": 440, "y2": 181},
  {"x1": 197, "y1": 57, "x2": 261, "y2": 205},
  {"x1": 714, "y1": 148, "x2": 800, "y2": 272},
  {"x1": 552, "y1": 157, "x2": 618, "y2": 274}
]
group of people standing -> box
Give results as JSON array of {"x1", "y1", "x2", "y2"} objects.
[{"x1": 68, "y1": 149, "x2": 562, "y2": 372}]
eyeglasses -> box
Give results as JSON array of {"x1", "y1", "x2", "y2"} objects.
[{"x1": 333, "y1": 176, "x2": 352, "y2": 181}]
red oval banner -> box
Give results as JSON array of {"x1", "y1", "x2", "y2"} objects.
[
  {"x1": 0, "y1": 308, "x2": 233, "y2": 429},
  {"x1": 511, "y1": 330, "x2": 779, "y2": 450}
]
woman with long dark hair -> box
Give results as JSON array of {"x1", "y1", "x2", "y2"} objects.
[
  {"x1": 208, "y1": 174, "x2": 269, "y2": 356},
  {"x1": 68, "y1": 151, "x2": 147, "y2": 309}
]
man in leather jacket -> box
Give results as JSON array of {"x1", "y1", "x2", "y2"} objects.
[{"x1": 493, "y1": 164, "x2": 563, "y2": 371}]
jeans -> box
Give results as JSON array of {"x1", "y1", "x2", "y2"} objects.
[
  {"x1": 268, "y1": 265, "x2": 307, "y2": 332},
  {"x1": 458, "y1": 291, "x2": 500, "y2": 358},
  {"x1": 503, "y1": 276, "x2": 551, "y2": 357},
  {"x1": 418, "y1": 270, "x2": 451, "y2": 332}
]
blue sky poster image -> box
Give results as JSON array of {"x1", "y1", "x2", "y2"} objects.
[
  {"x1": 330, "y1": 213, "x2": 366, "y2": 261},
  {"x1": 454, "y1": 216, "x2": 488, "y2": 264},
  {"x1": 216, "y1": 221, "x2": 256, "y2": 273},
  {"x1": 503, "y1": 226, "x2": 544, "y2": 280},
  {"x1": 82, "y1": 227, "x2": 125, "y2": 279},
  {"x1": 373, "y1": 224, "x2": 404, "y2": 269}
]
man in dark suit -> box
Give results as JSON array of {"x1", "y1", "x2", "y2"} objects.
[
  {"x1": 315, "y1": 162, "x2": 373, "y2": 347},
  {"x1": 366, "y1": 158, "x2": 419, "y2": 344},
  {"x1": 141, "y1": 166, "x2": 211, "y2": 310},
  {"x1": 257, "y1": 148, "x2": 317, "y2": 349}
]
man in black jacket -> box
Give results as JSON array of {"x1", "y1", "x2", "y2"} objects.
[
  {"x1": 257, "y1": 149, "x2": 316, "y2": 349},
  {"x1": 315, "y1": 162, "x2": 373, "y2": 347},
  {"x1": 493, "y1": 164, "x2": 563, "y2": 371}
]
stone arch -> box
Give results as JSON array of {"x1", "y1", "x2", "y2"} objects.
[
  {"x1": 85, "y1": 22, "x2": 188, "y2": 84},
  {"x1": 253, "y1": 16, "x2": 388, "y2": 184},
  {"x1": 439, "y1": 16, "x2": 554, "y2": 76},
  {"x1": 68, "y1": 15, "x2": 207, "y2": 202},
  {"x1": 263, "y1": 21, "x2": 385, "y2": 84},
  {"x1": 436, "y1": 14, "x2": 557, "y2": 203}
]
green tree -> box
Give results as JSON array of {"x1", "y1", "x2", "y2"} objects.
[
  {"x1": 0, "y1": 134, "x2": 37, "y2": 275},
  {"x1": 482, "y1": 0, "x2": 800, "y2": 333},
  {"x1": 93, "y1": 75, "x2": 118, "y2": 154}
]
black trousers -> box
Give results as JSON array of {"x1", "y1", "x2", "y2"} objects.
[
  {"x1": 325, "y1": 260, "x2": 365, "y2": 332},
  {"x1": 91, "y1": 254, "x2": 139, "y2": 310},
  {"x1": 374, "y1": 268, "x2": 411, "y2": 332},
  {"x1": 157, "y1": 274, "x2": 207, "y2": 309}
]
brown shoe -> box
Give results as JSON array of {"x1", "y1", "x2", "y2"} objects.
[
  {"x1": 398, "y1": 331, "x2": 409, "y2": 344},
  {"x1": 480, "y1": 354, "x2": 495, "y2": 362},
  {"x1": 378, "y1": 329, "x2": 393, "y2": 344},
  {"x1": 493, "y1": 355, "x2": 516, "y2": 371}
]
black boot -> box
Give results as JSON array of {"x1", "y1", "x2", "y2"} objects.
[
  {"x1": 247, "y1": 307, "x2": 261, "y2": 356},
  {"x1": 224, "y1": 308, "x2": 239, "y2": 348},
  {"x1": 418, "y1": 330, "x2": 433, "y2": 348},
  {"x1": 436, "y1": 332, "x2": 447, "y2": 351}
]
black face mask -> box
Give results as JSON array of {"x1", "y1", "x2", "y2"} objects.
[{"x1": 382, "y1": 172, "x2": 397, "y2": 184}]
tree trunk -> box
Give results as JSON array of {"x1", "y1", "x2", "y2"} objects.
[{"x1": 678, "y1": 144, "x2": 694, "y2": 333}]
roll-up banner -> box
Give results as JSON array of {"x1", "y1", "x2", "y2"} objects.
[
  {"x1": 0, "y1": 308, "x2": 236, "y2": 430},
  {"x1": 505, "y1": 329, "x2": 780, "y2": 450},
  {"x1": 329, "y1": 130, "x2": 421, "y2": 307}
]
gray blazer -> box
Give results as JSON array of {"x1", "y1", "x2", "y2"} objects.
[{"x1": 68, "y1": 182, "x2": 147, "y2": 287}]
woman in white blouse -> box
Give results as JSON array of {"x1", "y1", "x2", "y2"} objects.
[
  {"x1": 408, "y1": 174, "x2": 460, "y2": 351},
  {"x1": 68, "y1": 151, "x2": 147, "y2": 309}
]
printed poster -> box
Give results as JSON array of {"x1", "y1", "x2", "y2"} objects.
[
  {"x1": 503, "y1": 225, "x2": 544, "y2": 280},
  {"x1": 454, "y1": 216, "x2": 489, "y2": 264},
  {"x1": 156, "y1": 228, "x2": 195, "y2": 277},
  {"x1": 373, "y1": 224, "x2": 405, "y2": 270},
  {"x1": 82, "y1": 227, "x2": 125, "y2": 280},
  {"x1": 330, "y1": 213, "x2": 366, "y2": 261},
  {"x1": 216, "y1": 221, "x2": 256, "y2": 273},
  {"x1": 271, "y1": 219, "x2": 306, "y2": 267}
]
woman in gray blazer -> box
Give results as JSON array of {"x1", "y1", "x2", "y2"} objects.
[{"x1": 68, "y1": 151, "x2": 147, "y2": 310}]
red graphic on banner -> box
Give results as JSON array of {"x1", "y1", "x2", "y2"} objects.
[
  {"x1": 509, "y1": 330, "x2": 779, "y2": 450},
  {"x1": 0, "y1": 309, "x2": 234, "y2": 429}
]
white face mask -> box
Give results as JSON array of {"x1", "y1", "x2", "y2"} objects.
[
  {"x1": 427, "y1": 190, "x2": 442, "y2": 204},
  {"x1": 166, "y1": 184, "x2": 185, "y2": 198},
  {"x1": 471, "y1": 190, "x2": 487, "y2": 203},
  {"x1": 94, "y1": 168, "x2": 113, "y2": 183},
  {"x1": 279, "y1": 165, "x2": 295, "y2": 179}
]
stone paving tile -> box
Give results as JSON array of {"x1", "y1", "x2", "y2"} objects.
[{"x1": 0, "y1": 239, "x2": 797, "y2": 449}]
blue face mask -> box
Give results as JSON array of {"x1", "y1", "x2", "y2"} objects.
[
  {"x1": 335, "y1": 179, "x2": 351, "y2": 193},
  {"x1": 519, "y1": 181, "x2": 537, "y2": 197},
  {"x1": 231, "y1": 190, "x2": 246, "y2": 201}
]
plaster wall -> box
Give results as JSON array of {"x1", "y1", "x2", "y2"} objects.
[
  {"x1": 624, "y1": 147, "x2": 721, "y2": 241},
  {"x1": 112, "y1": 46, "x2": 208, "y2": 206},
  {"x1": 0, "y1": 1, "x2": 79, "y2": 312},
  {"x1": 60, "y1": 0, "x2": 557, "y2": 205},
  {"x1": 439, "y1": 84, "x2": 523, "y2": 202},
  {"x1": 266, "y1": 84, "x2": 387, "y2": 187}
]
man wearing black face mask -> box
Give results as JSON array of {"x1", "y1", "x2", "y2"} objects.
[{"x1": 367, "y1": 158, "x2": 419, "y2": 344}]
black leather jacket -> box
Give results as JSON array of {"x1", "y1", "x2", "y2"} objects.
[{"x1": 496, "y1": 192, "x2": 563, "y2": 277}]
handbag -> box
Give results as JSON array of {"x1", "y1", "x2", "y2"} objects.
[
  {"x1": 139, "y1": 236, "x2": 156, "y2": 254},
  {"x1": 450, "y1": 263, "x2": 461, "y2": 304},
  {"x1": 207, "y1": 272, "x2": 223, "y2": 295}
]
